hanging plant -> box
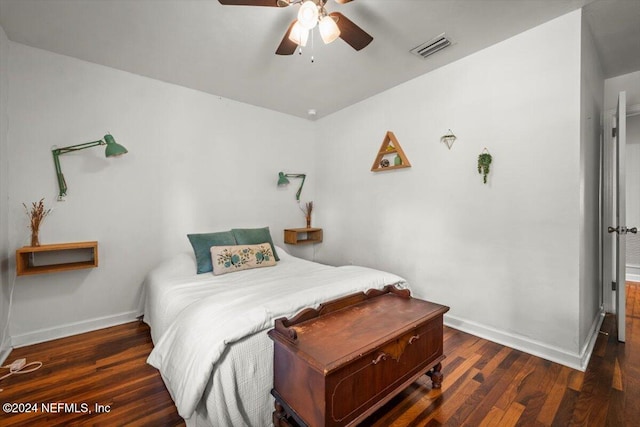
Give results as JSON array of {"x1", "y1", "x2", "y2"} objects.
[{"x1": 477, "y1": 150, "x2": 492, "y2": 184}]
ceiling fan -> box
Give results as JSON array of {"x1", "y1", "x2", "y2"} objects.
[{"x1": 218, "y1": 0, "x2": 373, "y2": 55}]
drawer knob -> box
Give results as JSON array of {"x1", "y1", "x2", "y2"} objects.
[
  {"x1": 408, "y1": 334, "x2": 420, "y2": 345},
  {"x1": 372, "y1": 353, "x2": 387, "y2": 365}
]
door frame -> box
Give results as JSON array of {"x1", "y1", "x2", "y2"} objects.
[{"x1": 602, "y1": 102, "x2": 640, "y2": 314}]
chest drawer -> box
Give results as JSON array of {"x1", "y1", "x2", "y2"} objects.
[{"x1": 328, "y1": 317, "x2": 443, "y2": 424}]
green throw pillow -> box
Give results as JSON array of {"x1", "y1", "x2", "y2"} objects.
[
  {"x1": 187, "y1": 231, "x2": 237, "y2": 274},
  {"x1": 231, "y1": 227, "x2": 280, "y2": 261}
]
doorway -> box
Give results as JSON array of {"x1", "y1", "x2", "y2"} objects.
[{"x1": 625, "y1": 113, "x2": 640, "y2": 284}]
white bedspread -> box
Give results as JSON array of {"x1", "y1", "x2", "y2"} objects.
[{"x1": 144, "y1": 249, "x2": 407, "y2": 424}]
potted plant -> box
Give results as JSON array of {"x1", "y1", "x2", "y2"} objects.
[
  {"x1": 477, "y1": 150, "x2": 492, "y2": 184},
  {"x1": 302, "y1": 201, "x2": 313, "y2": 228}
]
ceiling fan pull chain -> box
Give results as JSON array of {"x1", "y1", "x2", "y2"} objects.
[{"x1": 310, "y1": 28, "x2": 315, "y2": 63}]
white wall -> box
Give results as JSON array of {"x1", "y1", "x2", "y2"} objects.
[
  {"x1": 0, "y1": 23, "x2": 10, "y2": 361},
  {"x1": 314, "y1": 10, "x2": 592, "y2": 368},
  {"x1": 6, "y1": 43, "x2": 316, "y2": 346},
  {"x1": 578, "y1": 12, "x2": 604, "y2": 357}
]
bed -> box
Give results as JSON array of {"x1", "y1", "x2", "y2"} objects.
[{"x1": 144, "y1": 245, "x2": 408, "y2": 427}]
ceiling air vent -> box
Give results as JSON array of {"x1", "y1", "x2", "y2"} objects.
[{"x1": 410, "y1": 33, "x2": 451, "y2": 59}]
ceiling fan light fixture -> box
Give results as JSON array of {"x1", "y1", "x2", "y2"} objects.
[
  {"x1": 288, "y1": 21, "x2": 309, "y2": 46},
  {"x1": 220, "y1": 0, "x2": 374, "y2": 56},
  {"x1": 298, "y1": 0, "x2": 319, "y2": 30},
  {"x1": 319, "y1": 15, "x2": 340, "y2": 44}
]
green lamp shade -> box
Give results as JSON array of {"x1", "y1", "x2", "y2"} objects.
[
  {"x1": 277, "y1": 172, "x2": 290, "y2": 186},
  {"x1": 104, "y1": 134, "x2": 128, "y2": 157}
]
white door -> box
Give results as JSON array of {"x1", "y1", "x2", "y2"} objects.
[{"x1": 615, "y1": 91, "x2": 627, "y2": 342}]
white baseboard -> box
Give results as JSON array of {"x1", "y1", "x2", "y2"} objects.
[
  {"x1": 627, "y1": 264, "x2": 640, "y2": 282},
  {"x1": 444, "y1": 308, "x2": 605, "y2": 372},
  {"x1": 626, "y1": 274, "x2": 640, "y2": 282},
  {"x1": 10, "y1": 310, "x2": 142, "y2": 348},
  {"x1": 579, "y1": 309, "x2": 606, "y2": 369},
  {"x1": 7, "y1": 308, "x2": 607, "y2": 372},
  {"x1": 0, "y1": 344, "x2": 12, "y2": 366}
]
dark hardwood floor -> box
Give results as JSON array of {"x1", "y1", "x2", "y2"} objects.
[{"x1": 1, "y1": 283, "x2": 638, "y2": 426}]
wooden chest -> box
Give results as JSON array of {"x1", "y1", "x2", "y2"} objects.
[{"x1": 268, "y1": 285, "x2": 450, "y2": 427}]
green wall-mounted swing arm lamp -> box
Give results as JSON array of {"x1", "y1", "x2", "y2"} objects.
[
  {"x1": 52, "y1": 134, "x2": 128, "y2": 200},
  {"x1": 277, "y1": 172, "x2": 306, "y2": 201}
]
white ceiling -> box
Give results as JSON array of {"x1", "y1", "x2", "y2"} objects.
[{"x1": 0, "y1": 0, "x2": 638, "y2": 120}]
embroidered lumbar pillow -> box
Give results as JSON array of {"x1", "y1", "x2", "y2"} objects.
[{"x1": 210, "y1": 243, "x2": 276, "y2": 275}]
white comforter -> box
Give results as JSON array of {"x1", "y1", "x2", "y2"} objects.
[{"x1": 144, "y1": 248, "x2": 407, "y2": 424}]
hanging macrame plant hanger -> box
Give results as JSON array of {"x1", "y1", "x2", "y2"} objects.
[{"x1": 440, "y1": 129, "x2": 457, "y2": 150}]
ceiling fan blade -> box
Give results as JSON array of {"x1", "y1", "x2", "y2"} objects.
[
  {"x1": 329, "y1": 12, "x2": 373, "y2": 51},
  {"x1": 334, "y1": 0, "x2": 354, "y2": 3},
  {"x1": 218, "y1": 0, "x2": 282, "y2": 6},
  {"x1": 276, "y1": 21, "x2": 298, "y2": 55}
]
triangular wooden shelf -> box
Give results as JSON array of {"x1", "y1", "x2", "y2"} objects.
[{"x1": 371, "y1": 131, "x2": 412, "y2": 172}]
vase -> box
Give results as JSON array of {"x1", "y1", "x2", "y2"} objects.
[
  {"x1": 31, "y1": 229, "x2": 40, "y2": 247},
  {"x1": 306, "y1": 215, "x2": 311, "y2": 228}
]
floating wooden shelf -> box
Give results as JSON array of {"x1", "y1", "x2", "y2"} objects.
[
  {"x1": 284, "y1": 228, "x2": 323, "y2": 245},
  {"x1": 16, "y1": 241, "x2": 98, "y2": 276},
  {"x1": 371, "y1": 131, "x2": 412, "y2": 172}
]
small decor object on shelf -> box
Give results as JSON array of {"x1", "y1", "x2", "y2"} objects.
[
  {"x1": 477, "y1": 148, "x2": 492, "y2": 184},
  {"x1": 441, "y1": 129, "x2": 457, "y2": 150},
  {"x1": 303, "y1": 201, "x2": 313, "y2": 228},
  {"x1": 394, "y1": 154, "x2": 402, "y2": 166},
  {"x1": 23, "y1": 198, "x2": 51, "y2": 247},
  {"x1": 380, "y1": 159, "x2": 390, "y2": 168}
]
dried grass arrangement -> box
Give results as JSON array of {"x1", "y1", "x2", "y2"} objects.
[
  {"x1": 302, "y1": 201, "x2": 313, "y2": 228},
  {"x1": 23, "y1": 198, "x2": 51, "y2": 247}
]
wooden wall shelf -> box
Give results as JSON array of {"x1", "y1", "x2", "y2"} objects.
[
  {"x1": 371, "y1": 131, "x2": 412, "y2": 172},
  {"x1": 284, "y1": 228, "x2": 323, "y2": 245},
  {"x1": 16, "y1": 241, "x2": 98, "y2": 276}
]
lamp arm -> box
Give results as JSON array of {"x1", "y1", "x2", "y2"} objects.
[
  {"x1": 294, "y1": 174, "x2": 306, "y2": 201},
  {"x1": 52, "y1": 150, "x2": 67, "y2": 199},
  {"x1": 51, "y1": 139, "x2": 104, "y2": 199},
  {"x1": 54, "y1": 139, "x2": 105, "y2": 155}
]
